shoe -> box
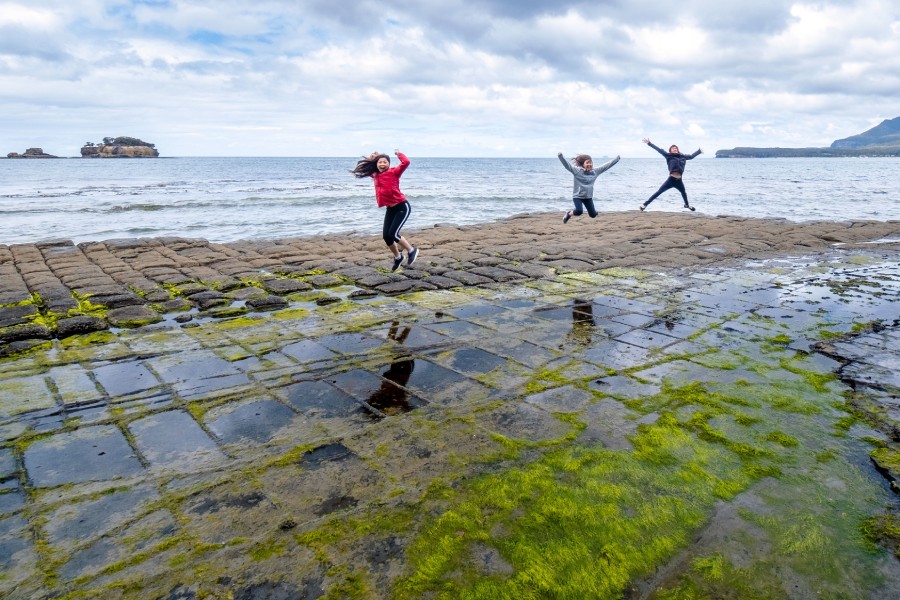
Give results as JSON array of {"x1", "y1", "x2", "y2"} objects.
[
  {"x1": 684, "y1": 204, "x2": 696, "y2": 211},
  {"x1": 391, "y1": 255, "x2": 403, "y2": 272},
  {"x1": 407, "y1": 247, "x2": 418, "y2": 266},
  {"x1": 563, "y1": 211, "x2": 571, "y2": 224},
  {"x1": 639, "y1": 204, "x2": 646, "y2": 212}
]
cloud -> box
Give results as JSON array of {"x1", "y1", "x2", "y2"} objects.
[{"x1": 0, "y1": 0, "x2": 897, "y2": 156}]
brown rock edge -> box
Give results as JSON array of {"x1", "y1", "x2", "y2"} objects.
[{"x1": 2, "y1": 211, "x2": 900, "y2": 347}]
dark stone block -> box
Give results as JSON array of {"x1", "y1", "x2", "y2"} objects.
[
  {"x1": 0, "y1": 323, "x2": 52, "y2": 344},
  {"x1": 246, "y1": 295, "x2": 288, "y2": 310},
  {"x1": 88, "y1": 292, "x2": 145, "y2": 309},
  {"x1": 308, "y1": 274, "x2": 343, "y2": 288},
  {"x1": 422, "y1": 275, "x2": 463, "y2": 289},
  {"x1": 23, "y1": 425, "x2": 144, "y2": 487},
  {"x1": 106, "y1": 305, "x2": 163, "y2": 327},
  {"x1": 55, "y1": 316, "x2": 108, "y2": 338},
  {"x1": 259, "y1": 279, "x2": 312, "y2": 294},
  {"x1": 0, "y1": 304, "x2": 39, "y2": 328}
]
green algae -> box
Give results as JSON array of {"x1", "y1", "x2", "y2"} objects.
[
  {"x1": 393, "y1": 426, "x2": 745, "y2": 598},
  {"x1": 870, "y1": 446, "x2": 900, "y2": 479},
  {"x1": 271, "y1": 307, "x2": 311, "y2": 321},
  {"x1": 524, "y1": 367, "x2": 573, "y2": 395},
  {"x1": 388, "y1": 373, "x2": 893, "y2": 598},
  {"x1": 861, "y1": 512, "x2": 900, "y2": 559},
  {"x1": 597, "y1": 266, "x2": 655, "y2": 280}
]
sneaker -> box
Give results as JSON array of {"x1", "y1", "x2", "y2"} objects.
[
  {"x1": 563, "y1": 211, "x2": 571, "y2": 224},
  {"x1": 684, "y1": 204, "x2": 696, "y2": 211},
  {"x1": 407, "y1": 247, "x2": 419, "y2": 266},
  {"x1": 391, "y1": 255, "x2": 403, "y2": 272},
  {"x1": 639, "y1": 204, "x2": 646, "y2": 212}
]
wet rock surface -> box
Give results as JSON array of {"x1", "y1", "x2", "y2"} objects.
[
  {"x1": 2, "y1": 212, "x2": 899, "y2": 349},
  {"x1": 1, "y1": 216, "x2": 900, "y2": 598}
]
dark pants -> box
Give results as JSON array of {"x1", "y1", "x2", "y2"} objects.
[
  {"x1": 572, "y1": 197, "x2": 598, "y2": 218},
  {"x1": 645, "y1": 176, "x2": 689, "y2": 206},
  {"x1": 383, "y1": 201, "x2": 411, "y2": 246}
]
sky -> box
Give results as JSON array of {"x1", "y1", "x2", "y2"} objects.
[{"x1": 1, "y1": 0, "x2": 898, "y2": 158}]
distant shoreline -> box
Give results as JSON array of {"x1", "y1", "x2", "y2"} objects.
[{"x1": 716, "y1": 147, "x2": 900, "y2": 158}]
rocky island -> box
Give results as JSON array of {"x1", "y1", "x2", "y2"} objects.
[
  {"x1": 5, "y1": 147, "x2": 59, "y2": 159},
  {"x1": 716, "y1": 116, "x2": 900, "y2": 157},
  {"x1": 81, "y1": 136, "x2": 159, "y2": 158}
]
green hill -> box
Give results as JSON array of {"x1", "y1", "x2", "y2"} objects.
[
  {"x1": 716, "y1": 117, "x2": 900, "y2": 158},
  {"x1": 831, "y1": 117, "x2": 900, "y2": 149}
]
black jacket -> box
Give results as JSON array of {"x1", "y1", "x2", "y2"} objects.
[{"x1": 649, "y1": 142, "x2": 701, "y2": 175}]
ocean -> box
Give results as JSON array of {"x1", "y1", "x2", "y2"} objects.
[{"x1": 1, "y1": 156, "x2": 898, "y2": 245}]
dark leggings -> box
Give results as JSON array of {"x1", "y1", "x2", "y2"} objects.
[
  {"x1": 645, "y1": 176, "x2": 689, "y2": 206},
  {"x1": 383, "y1": 201, "x2": 411, "y2": 246},
  {"x1": 572, "y1": 197, "x2": 598, "y2": 218}
]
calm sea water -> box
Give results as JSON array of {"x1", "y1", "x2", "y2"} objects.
[{"x1": 1, "y1": 157, "x2": 898, "y2": 245}]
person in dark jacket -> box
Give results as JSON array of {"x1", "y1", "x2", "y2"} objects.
[{"x1": 640, "y1": 138, "x2": 702, "y2": 211}]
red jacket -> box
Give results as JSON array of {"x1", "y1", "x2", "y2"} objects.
[{"x1": 371, "y1": 153, "x2": 409, "y2": 207}]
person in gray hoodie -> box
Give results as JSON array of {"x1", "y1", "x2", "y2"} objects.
[{"x1": 557, "y1": 152, "x2": 621, "y2": 223}]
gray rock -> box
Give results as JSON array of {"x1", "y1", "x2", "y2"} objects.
[
  {"x1": 246, "y1": 295, "x2": 289, "y2": 310},
  {"x1": 55, "y1": 316, "x2": 108, "y2": 338},
  {"x1": 106, "y1": 305, "x2": 163, "y2": 327},
  {"x1": 260, "y1": 279, "x2": 312, "y2": 294},
  {"x1": 0, "y1": 323, "x2": 52, "y2": 344}
]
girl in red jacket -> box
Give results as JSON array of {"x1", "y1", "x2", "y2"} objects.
[{"x1": 353, "y1": 149, "x2": 419, "y2": 272}]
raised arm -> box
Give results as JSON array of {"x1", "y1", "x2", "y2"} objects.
[
  {"x1": 687, "y1": 148, "x2": 702, "y2": 159},
  {"x1": 593, "y1": 155, "x2": 620, "y2": 175},
  {"x1": 394, "y1": 150, "x2": 410, "y2": 175},
  {"x1": 643, "y1": 138, "x2": 666, "y2": 157},
  {"x1": 557, "y1": 152, "x2": 576, "y2": 174}
]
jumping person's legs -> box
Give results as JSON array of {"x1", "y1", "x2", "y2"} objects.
[
  {"x1": 641, "y1": 177, "x2": 676, "y2": 210},
  {"x1": 383, "y1": 202, "x2": 411, "y2": 249},
  {"x1": 572, "y1": 198, "x2": 586, "y2": 216},
  {"x1": 583, "y1": 198, "x2": 598, "y2": 218},
  {"x1": 383, "y1": 202, "x2": 414, "y2": 271},
  {"x1": 672, "y1": 179, "x2": 695, "y2": 210}
]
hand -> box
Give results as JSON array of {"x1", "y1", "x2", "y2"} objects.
[
  {"x1": 394, "y1": 148, "x2": 400, "y2": 155},
  {"x1": 557, "y1": 152, "x2": 563, "y2": 157},
  {"x1": 642, "y1": 138, "x2": 650, "y2": 145},
  {"x1": 697, "y1": 148, "x2": 703, "y2": 154}
]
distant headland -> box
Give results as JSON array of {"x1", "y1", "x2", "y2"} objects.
[
  {"x1": 81, "y1": 136, "x2": 159, "y2": 158},
  {"x1": 716, "y1": 117, "x2": 900, "y2": 158}
]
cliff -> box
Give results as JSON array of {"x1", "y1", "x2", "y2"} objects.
[
  {"x1": 6, "y1": 147, "x2": 59, "y2": 159},
  {"x1": 831, "y1": 117, "x2": 900, "y2": 149},
  {"x1": 716, "y1": 117, "x2": 900, "y2": 158},
  {"x1": 81, "y1": 136, "x2": 159, "y2": 158}
]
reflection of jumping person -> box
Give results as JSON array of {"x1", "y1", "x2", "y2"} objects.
[
  {"x1": 352, "y1": 149, "x2": 419, "y2": 272},
  {"x1": 368, "y1": 359, "x2": 415, "y2": 415},
  {"x1": 387, "y1": 321, "x2": 411, "y2": 345},
  {"x1": 557, "y1": 152, "x2": 620, "y2": 223},
  {"x1": 567, "y1": 299, "x2": 595, "y2": 347},
  {"x1": 640, "y1": 138, "x2": 702, "y2": 212}
]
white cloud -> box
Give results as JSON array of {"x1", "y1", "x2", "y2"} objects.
[{"x1": 0, "y1": 0, "x2": 897, "y2": 156}]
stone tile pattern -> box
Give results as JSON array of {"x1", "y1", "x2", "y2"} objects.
[
  {"x1": 1, "y1": 221, "x2": 900, "y2": 596},
  {"x1": 2, "y1": 214, "x2": 899, "y2": 352}
]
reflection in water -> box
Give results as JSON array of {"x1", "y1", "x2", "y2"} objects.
[
  {"x1": 388, "y1": 321, "x2": 412, "y2": 344},
  {"x1": 567, "y1": 299, "x2": 596, "y2": 348},
  {"x1": 368, "y1": 358, "x2": 416, "y2": 415}
]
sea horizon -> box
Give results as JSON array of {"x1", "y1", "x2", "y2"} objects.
[{"x1": 3, "y1": 156, "x2": 899, "y2": 246}]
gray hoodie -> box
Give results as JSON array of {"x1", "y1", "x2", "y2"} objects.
[{"x1": 558, "y1": 154, "x2": 620, "y2": 199}]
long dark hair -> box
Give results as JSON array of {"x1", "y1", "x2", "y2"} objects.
[
  {"x1": 352, "y1": 153, "x2": 390, "y2": 178},
  {"x1": 574, "y1": 154, "x2": 592, "y2": 168}
]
